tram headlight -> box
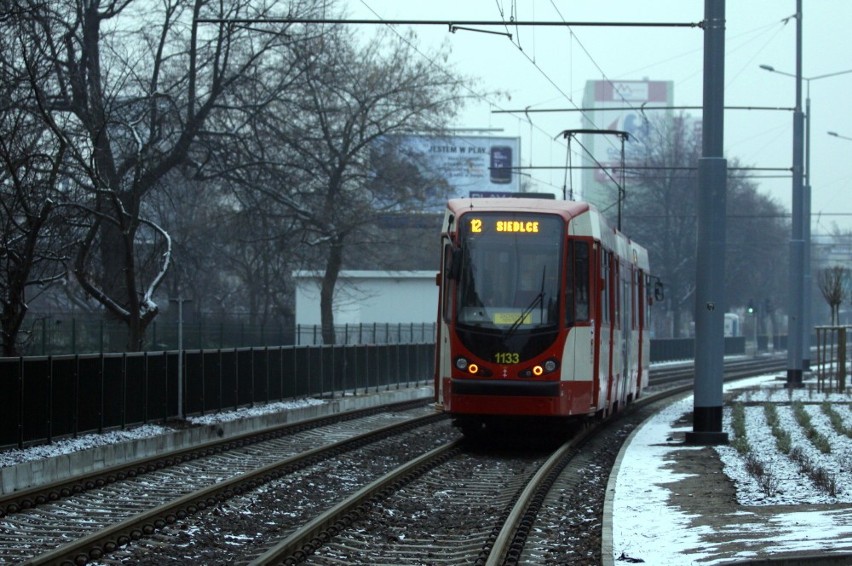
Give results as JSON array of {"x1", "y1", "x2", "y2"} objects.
[
  {"x1": 520, "y1": 358, "x2": 559, "y2": 378},
  {"x1": 454, "y1": 356, "x2": 490, "y2": 376}
]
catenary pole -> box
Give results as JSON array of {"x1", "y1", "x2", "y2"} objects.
[
  {"x1": 759, "y1": 63, "x2": 852, "y2": 374},
  {"x1": 787, "y1": 0, "x2": 805, "y2": 388},
  {"x1": 686, "y1": 0, "x2": 728, "y2": 445},
  {"x1": 803, "y1": 83, "x2": 811, "y2": 373}
]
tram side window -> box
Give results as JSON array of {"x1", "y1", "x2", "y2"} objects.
[
  {"x1": 574, "y1": 242, "x2": 589, "y2": 322},
  {"x1": 600, "y1": 250, "x2": 610, "y2": 325},
  {"x1": 442, "y1": 243, "x2": 453, "y2": 321},
  {"x1": 566, "y1": 241, "x2": 590, "y2": 324}
]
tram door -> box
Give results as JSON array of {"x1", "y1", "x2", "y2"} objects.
[{"x1": 620, "y1": 262, "x2": 632, "y2": 405}]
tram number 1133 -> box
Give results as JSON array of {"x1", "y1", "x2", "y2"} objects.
[{"x1": 494, "y1": 352, "x2": 520, "y2": 364}]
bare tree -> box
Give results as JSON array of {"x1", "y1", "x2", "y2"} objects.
[
  {"x1": 235, "y1": 25, "x2": 466, "y2": 343},
  {"x1": 9, "y1": 0, "x2": 321, "y2": 349},
  {"x1": 623, "y1": 114, "x2": 702, "y2": 337},
  {"x1": 818, "y1": 265, "x2": 848, "y2": 326},
  {"x1": 724, "y1": 163, "x2": 788, "y2": 334},
  {"x1": 625, "y1": 113, "x2": 789, "y2": 338},
  {"x1": 0, "y1": 2, "x2": 72, "y2": 355}
]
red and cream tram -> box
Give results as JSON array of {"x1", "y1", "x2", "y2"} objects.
[{"x1": 434, "y1": 197, "x2": 653, "y2": 434}]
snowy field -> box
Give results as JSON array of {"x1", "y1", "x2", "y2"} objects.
[{"x1": 612, "y1": 374, "x2": 852, "y2": 564}]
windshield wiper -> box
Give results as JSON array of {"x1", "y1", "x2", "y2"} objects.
[{"x1": 505, "y1": 265, "x2": 547, "y2": 339}]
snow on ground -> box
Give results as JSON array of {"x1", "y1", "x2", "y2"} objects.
[
  {"x1": 612, "y1": 374, "x2": 852, "y2": 565},
  {"x1": 0, "y1": 398, "x2": 326, "y2": 468},
  {"x1": 6, "y1": 371, "x2": 852, "y2": 564}
]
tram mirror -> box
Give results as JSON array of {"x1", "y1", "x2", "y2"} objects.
[
  {"x1": 654, "y1": 280, "x2": 665, "y2": 301},
  {"x1": 447, "y1": 248, "x2": 463, "y2": 280}
]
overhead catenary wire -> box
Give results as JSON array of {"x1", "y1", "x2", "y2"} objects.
[
  {"x1": 199, "y1": 5, "x2": 703, "y2": 192},
  {"x1": 199, "y1": 6, "x2": 806, "y2": 200},
  {"x1": 195, "y1": 17, "x2": 701, "y2": 28},
  {"x1": 354, "y1": 1, "x2": 574, "y2": 192}
]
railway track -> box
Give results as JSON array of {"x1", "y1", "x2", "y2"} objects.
[
  {"x1": 239, "y1": 359, "x2": 786, "y2": 564},
  {"x1": 0, "y1": 357, "x2": 782, "y2": 564},
  {"x1": 0, "y1": 402, "x2": 452, "y2": 564},
  {"x1": 0, "y1": 399, "x2": 430, "y2": 518}
]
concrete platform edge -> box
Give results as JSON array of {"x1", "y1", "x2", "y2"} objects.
[{"x1": 2, "y1": 386, "x2": 434, "y2": 495}]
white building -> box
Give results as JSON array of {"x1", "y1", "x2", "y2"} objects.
[{"x1": 293, "y1": 270, "x2": 438, "y2": 343}]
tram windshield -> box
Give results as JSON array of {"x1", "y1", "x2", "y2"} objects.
[{"x1": 455, "y1": 212, "x2": 562, "y2": 333}]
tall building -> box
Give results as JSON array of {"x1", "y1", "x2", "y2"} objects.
[{"x1": 579, "y1": 80, "x2": 673, "y2": 223}]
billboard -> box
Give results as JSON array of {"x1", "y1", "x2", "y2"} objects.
[
  {"x1": 580, "y1": 80, "x2": 673, "y2": 219},
  {"x1": 397, "y1": 134, "x2": 522, "y2": 197}
]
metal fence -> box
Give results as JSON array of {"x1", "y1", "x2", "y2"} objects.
[
  {"x1": 815, "y1": 326, "x2": 851, "y2": 392},
  {"x1": 294, "y1": 322, "x2": 436, "y2": 346},
  {"x1": 0, "y1": 342, "x2": 434, "y2": 449},
  {"x1": 18, "y1": 316, "x2": 437, "y2": 355},
  {"x1": 5, "y1": 331, "x2": 801, "y2": 450},
  {"x1": 650, "y1": 336, "x2": 747, "y2": 362}
]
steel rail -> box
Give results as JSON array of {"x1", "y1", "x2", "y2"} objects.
[
  {"x1": 487, "y1": 357, "x2": 787, "y2": 565},
  {"x1": 246, "y1": 358, "x2": 786, "y2": 566},
  {"x1": 23, "y1": 412, "x2": 447, "y2": 565},
  {"x1": 249, "y1": 439, "x2": 465, "y2": 565},
  {"x1": 0, "y1": 398, "x2": 430, "y2": 518}
]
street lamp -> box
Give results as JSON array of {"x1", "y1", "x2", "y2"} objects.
[
  {"x1": 828, "y1": 131, "x2": 852, "y2": 142},
  {"x1": 759, "y1": 63, "x2": 852, "y2": 378}
]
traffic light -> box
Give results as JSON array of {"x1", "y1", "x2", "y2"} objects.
[{"x1": 747, "y1": 299, "x2": 755, "y2": 314}]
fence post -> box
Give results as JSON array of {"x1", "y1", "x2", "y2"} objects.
[
  {"x1": 234, "y1": 349, "x2": 239, "y2": 411},
  {"x1": 47, "y1": 355, "x2": 53, "y2": 444},
  {"x1": 331, "y1": 344, "x2": 337, "y2": 399},
  {"x1": 74, "y1": 355, "x2": 80, "y2": 437},
  {"x1": 18, "y1": 357, "x2": 25, "y2": 448},
  {"x1": 98, "y1": 352, "x2": 105, "y2": 433},
  {"x1": 319, "y1": 345, "x2": 325, "y2": 398},
  {"x1": 121, "y1": 353, "x2": 127, "y2": 429},
  {"x1": 162, "y1": 351, "x2": 169, "y2": 423},
  {"x1": 143, "y1": 351, "x2": 149, "y2": 423},
  {"x1": 218, "y1": 349, "x2": 224, "y2": 413},
  {"x1": 249, "y1": 347, "x2": 255, "y2": 407},
  {"x1": 816, "y1": 327, "x2": 824, "y2": 392},
  {"x1": 840, "y1": 327, "x2": 847, "y2": 393}
]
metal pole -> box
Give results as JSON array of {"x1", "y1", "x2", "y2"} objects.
[
  {"x1": 170, "y1": 296, "x2": 191, "y2": 419},
  {"x1": 687, "y1": 0, "x2": 728, "y2": 445},
  {"x1": 802, "y1": 86, "x2": 812, "y2": 371},
  {"x1": 787, "y1": 0, "x2": 805, "y2": 388},
  {"x1": 760, "y1": 70, "x2": 852, "y2": 375}
]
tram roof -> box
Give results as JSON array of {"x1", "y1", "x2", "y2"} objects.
[{"x1": 446, "y1": 197, "x2": 592, "y2": 218}]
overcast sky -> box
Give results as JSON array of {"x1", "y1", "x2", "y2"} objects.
[{"x1": 345, "y1": 1, "x2": 852, "y2": 234}]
